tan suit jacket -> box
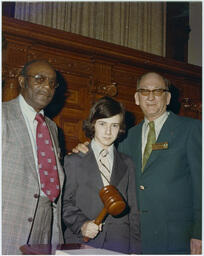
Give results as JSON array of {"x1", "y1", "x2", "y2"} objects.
[{"x1": 2, "y1": 97, "x2": 64, "y2": 255}]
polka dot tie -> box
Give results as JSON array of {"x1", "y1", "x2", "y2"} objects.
[{"x1": 35, "y1": 113, "x2": 60, "y2": 202}]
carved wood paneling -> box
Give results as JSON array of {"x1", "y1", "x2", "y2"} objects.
[
  {"x1": 2, "y1": 65, "x2": 22, "y2": 101},
  {"x1": 59, "y1": 116, "x2": 85, "y2": 151},
  {"x1": 2, "y1": 17, "x2": 201, "y2": 153},
  {"x1": 27, "y1": 47, "x2": 94, "y2": 76}
]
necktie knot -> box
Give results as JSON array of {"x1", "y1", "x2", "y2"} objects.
[
  {"x1": 149, "y1": 121, "x2": 154, "y2": 128},
  {"x1": 149, "y1": 121, "x2": 155, "y2": 129},
  {"x1": 100, "y1": 149, "x2": 109, "y2": 158},
  {"x1": 35, "y1": 113, "x2": 45, "y2": 123}
]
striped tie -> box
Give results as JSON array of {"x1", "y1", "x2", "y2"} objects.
[{"x1": 98, "y1": 149, "x2": 111, "y2": 186}]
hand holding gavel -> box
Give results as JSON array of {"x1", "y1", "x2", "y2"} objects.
[
  {"x1": 83, "y1": 185, "x2": 126, "y2": 242},
  {"x1": 81, "y1": 220, "x2": 102, "y2": 239}
]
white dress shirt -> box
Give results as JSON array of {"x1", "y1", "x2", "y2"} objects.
[
  {"x1": 91, "y1": 139, "x2": 114, "y2": 185},
  {"x1": 19, "y1": 94, "x2": 46, "y2": 196}
]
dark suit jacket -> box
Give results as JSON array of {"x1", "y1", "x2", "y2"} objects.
[
  {"x1": 62, "y1": 145, "x2": 141, "y2": 254},
  {"x1": 118, "y1": 111, "x2": 202, "y2": 254}
]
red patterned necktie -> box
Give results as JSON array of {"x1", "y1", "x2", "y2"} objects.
[{"x1": 35, "y1": 113, "x2": 60, "y2": 202}]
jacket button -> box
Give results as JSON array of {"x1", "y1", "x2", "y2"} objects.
[
  {"x1": 28, "y1": 217, "x2": 33, "y2": 222},
  {"x1": 139, "y1": 185, "x2": 145, "y2": 190},
  {"x1": 34, "y1": 194, "x2": 39, "y2": 198}
]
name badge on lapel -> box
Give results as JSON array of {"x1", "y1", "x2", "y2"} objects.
[{"x1": 152, "y1": 142, "x2": 168, "y2": 150}]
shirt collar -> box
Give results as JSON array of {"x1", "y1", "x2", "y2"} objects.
[
  {"x1": 91, "y1": 139, "x2": 114, "y2": 159},
  {"x1": 19, "y1": 94, "x2": 44, "y2": 122},
  {"x1": 144, "y1": 111, "x2": 169, "y2": 128}
]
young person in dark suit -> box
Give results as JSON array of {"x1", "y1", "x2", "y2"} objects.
[
  {"x1": 62, "y1": 97, "x2": 141, "y2": 254},
  {"x1": 2, "y1": 60, "x2": 64, "y2": 255},
  {"x1": 73, "y1": 72, "x2": 202, "y2": 254}
]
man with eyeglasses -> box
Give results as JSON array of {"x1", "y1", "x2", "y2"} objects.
[
  {"x1": 2, "y1": 59, "x2": 64, "y2": 254},
  {"x1": 119, "y1": 72, "x2": 202, "y2": 254},
  {"x1": 74, "y1": 72, "x2": 202, "y2": 254}
]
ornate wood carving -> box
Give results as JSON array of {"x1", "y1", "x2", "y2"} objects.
[
  {"x1": 2, "y1": 17, "x2": 201, "y2": 152},
  {"x1": 91, "y1": 81, "x2": 118, "y2": 96},
  {"x1": 182, "y1": 98, "x2": 202, "y2": 113}
]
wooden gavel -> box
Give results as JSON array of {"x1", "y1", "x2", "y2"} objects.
[{"x1": 84, "y1": 185, "x2": 126, "y2": 242}]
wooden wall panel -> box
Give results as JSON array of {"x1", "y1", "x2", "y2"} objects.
[{"x1": 2, "y1": 17, "x2": 201, "y2": 153}]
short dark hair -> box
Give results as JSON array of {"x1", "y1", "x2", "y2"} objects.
[
  {"x1": 137, "y1": 72, "x2": 170, "y2": 90},
  {"x1": 83, "y1": 96, "x2": 126, "y2": 139}
]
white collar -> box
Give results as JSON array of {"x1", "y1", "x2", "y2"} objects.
[
  {"x1": 91, "y1": 139, "x2": 114, "y2": 160},
  {"x1": 144, "y1": 111, "x2": 169, "y2": 128},
  {"x1": 19, "y1": 94, "x2": 44, "y2": 122}
]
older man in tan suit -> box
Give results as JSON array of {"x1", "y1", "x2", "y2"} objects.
[{"x1": 2, "y1": 59, "x2": 64, "y2": 254}]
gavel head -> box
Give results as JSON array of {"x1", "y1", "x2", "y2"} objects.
[{"x1": 99, "y1": 185, "x2": 126, "y2": 216}]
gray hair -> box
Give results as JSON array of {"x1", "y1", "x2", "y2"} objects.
[{"x1": 137, "y1": 72, "x2": 170, "y2": 90}]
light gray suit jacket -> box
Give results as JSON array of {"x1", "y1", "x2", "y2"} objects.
[
  {"x1": 2, "y1": 97, "x2": 64, "y2": 255},
  {"x1": 62, "y1": 145, "x2": 141, "y2": 254}
]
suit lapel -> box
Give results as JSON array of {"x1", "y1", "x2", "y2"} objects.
[
  {"x1": 156, "y1": 112, "x2": 179, "y2": 142},
  {"x1": 46, "y1": 119, "x2": 60, "y2": 158},
  {"x1": 11, "y1": 100, "x2": 38, "y2": 181},
  {"x1": 143, "y1": 112, "x2": 177, "y2": 172},
  {"x1": 110, "y1": 148, "x2": 127, "y2": 187},
  {"x1": 134, "y1": 123, "x2": 143, "y2": 174},
  {"x1": 46, "y1": 119, "x2": 64, "y2": 188},
  {"x1": 83, "y1": 147, "x2": 104, "y2": 190}
]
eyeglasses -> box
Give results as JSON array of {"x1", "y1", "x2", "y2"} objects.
[
  {"x1": 24, "y1": 74, "x2": 59, "y2": 89},
  {"x1": 136, "y1": 88, "x2": 169, "y2": 96}
]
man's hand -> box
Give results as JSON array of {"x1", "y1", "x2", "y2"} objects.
[
  {"x1": 72, "y1": 141, "x2": 89, "y2": 154},
  {"x1": 81, "y1": 220, "x2": 102, "y2": 239},
  {"x1": 190, "y1": 238, "x2": 202, "y2": 254}
]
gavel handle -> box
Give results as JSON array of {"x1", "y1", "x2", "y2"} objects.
[
  {"x1": 83, "y1": 208, "x2": 107, "y2": 242},
  {"x1": 94, "y1": 207, "x2": 107, "y2": 225}
]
